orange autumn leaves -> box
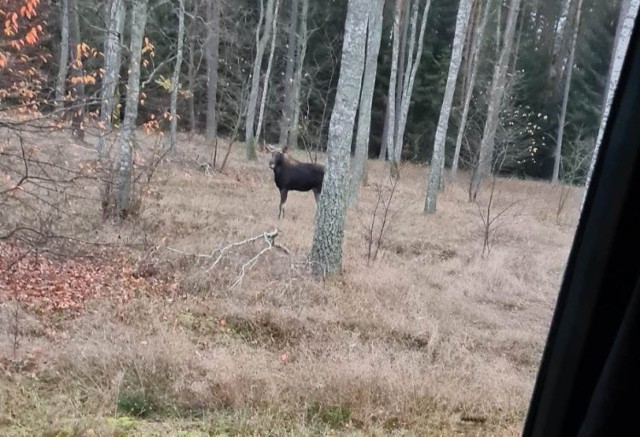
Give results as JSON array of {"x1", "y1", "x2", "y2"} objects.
[{"x1": 0, "y1": 0, "x2": 43, "y2": 68}]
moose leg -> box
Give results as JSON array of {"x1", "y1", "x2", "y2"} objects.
[
  {"x1": 279, "y1": 189, "x2": 288, "y2": 219},
  {"x1": 313, "y1": 188, "x2": 320, "y2": 203}
]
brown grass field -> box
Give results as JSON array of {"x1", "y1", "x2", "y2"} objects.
[{"x1": 0, "y1": 130, "x2": 583, "y2": 436}]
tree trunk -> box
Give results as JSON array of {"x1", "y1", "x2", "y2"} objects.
[
  {"x1": 394, "y1": 0, "x2": 410, "y2": 147},
  {"x1": 256, "y1": 0, "x2": 281, "y2": 144},
  {"x1": 310, "y1": 0, "x2": 368, "y2": 276},
  {"x1": 394, "y1": 0, "x2": 433, "y2": 171},
  {"x1": 246, "y1": 0, "x2": 276, "y2": 159},
  {"x1": 468, "y1": 0, "x2": 522, "y2": 202},
  {"x1": 288, "y1": 0, "x2": 309, "y2": 150},
  {"x1": 169, "y1": 0, "x2": 185, "y2": 152},
  {"x1": 349, "y1": 0, "x2": 385, "y2": 205},
  {"x1": 55, "y1": 0, "x2": 69, "y2": 108},
  {"x1": 510, "y1": 0, "x2": 525, "y2": 74},
  {"x1": 552, "y1": 0, "x2": 583, "y2": 183},
  {"x1": 98, "y1": 0, "x2": 125, "y2": 157},
  {"x1": 278, "y1": 0, "x2": 300, "y2": 147},
  {"x1": 424, "y1": 0, "x2": 473, "y2": 213},
  {"x1": 584, "y1": 0, "x2": 639, "y2": 200},
  {"x1": 378, "y1": 95, "x2": 390, "y2": 159},
  {"x1": 68, "y1": 0, "x2": 85, "y2": 140},
  {"x1": 205, "y1": 0, "x2": 220, "y2": 145},
  {"x1": 385, "y1": 0, "x2": 403, "y2": 176},
  {"x1": 115, "y1": 0, "x2": 149, "y2": 219},
  {"x1": 187, "y1": 0, "x2": 200, "y2": 136},
  {"x1": 452, "y1": 0, "x2": 492, "y2": 179}
]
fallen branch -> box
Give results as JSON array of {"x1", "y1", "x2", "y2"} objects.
[{"x1": 163, "y1": 229, "x2": 291, "y2": 288}]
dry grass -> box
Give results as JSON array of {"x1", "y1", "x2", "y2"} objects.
[{"x1": 0, "y1": 129, "x2": 583, "y2": 435}]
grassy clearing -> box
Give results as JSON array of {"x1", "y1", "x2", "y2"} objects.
[{"x1": 0, "y1": 130, "x2": 582, "y2": 435}]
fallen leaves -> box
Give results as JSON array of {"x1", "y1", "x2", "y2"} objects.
[{"x1": 0, "y1": 241, "x2": 174, "y2": 315}]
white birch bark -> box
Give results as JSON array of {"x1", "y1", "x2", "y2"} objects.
[
  {"x1": 452, "y1": 0, "x2": 492, "y2": 179},
  {"x1": 552, "y1": 0, "x2": 583, "y2": 183},
  {"x1": 245, "y1": 0, "x2": 276, "y2": 159},
  {"x1": 288, "y1": 0, "x2": 309, "y2": 150},
  {"x1": 310, "y1": 0, "x2": 369, "y2": 276},
  {"x1": 424, "y1": 0, "x2": 473, "y2": 213},
  {"x1": 583, "y1": 0, "x2": 639, "y2": 205},
  {"x1": 256, "y1": 0, "x2": 281, "y2": 144},
  {"x1": 349, "y1": 0, "x2": 385, "y2": 205},
  {"x1": 385, "y1": 0, "x2": 403, "y2": 176},
  {"x1": 169, "y1": 0, "x2": 185, "y2": 152},
  {"x1": 55, "y1": 0, "x2": 69, "y2": 107},
  {"x1": 115, "y1": 0, "x2": 149, "y2": 218},
  {"x1": 279, "y1": 0, "x2": 300, "y2": 146},
  {"x1": 394, "y1": 0, "x2": 432, "y2": 166},
  {"x1": 468, "y1": 0, "x2": 522, "y2": 202},
  {"x1": 98, "y1": 0, "x2": 125, "y2": 157}
]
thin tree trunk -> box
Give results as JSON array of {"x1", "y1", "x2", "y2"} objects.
[
  {"x1": 378, "y1": 95, "x2": 389, "y2": 159},
  {"x1": 98, "y1": 0, "x2": 125, "y2": 157},
  {"x1": 55, "y1": 0, "x2": 69, "y2": 107},
  {"x1": 288, "y1": 0, "x2": 309, "y2": 150},
  {"x1": 394, "y1": 0, "x2": 433, "y2": 168},
  {"x1": 552, "y1": 0, "x2": 583, "y2": 183},
  {"x1": 394, "y1": 0, "x2": 410, "y2": 146},
  {"x1": 584, "y1": 0, "x2": 639, "y2": 202},
  {"x1": 349, "y1": 0, "x2": 385, "y2": 205},
  {"x1": 424, "y1": 0, "x2": 473, "y2": 213},
  {"x1": 115, "y1": 0, "x2": 149, "y2": 219},
  {"x1": 187, "y1": 0, "x2": 199, "y2": 136},
  {"x1": 169, "y1": 0, "x2": 185, "y2": 152},
  {"x1": 256, "y1": 0, "x2": 281, "y2": 144},
  {"x1": 385, "y1": 0, "x2": 403, "y2": 177},
  {"x1": 310, "y1": 0, "x2": 368, "y2": 276},
  {"x1": 510, "y1": 0, "x2": 525, "y2": 74},
  {"x1": 205, "y1": 0, "x2": 220, "y2": 145},
  {"x1": 279, "y1": 0, "x2": 300, "y2": 146},
  {"x1": 68, "y1": 0, "x2": 85, "y2": 140},
  {"x1": 246, "y1": 0, "x2": 276, "y2": 159},
  {"x1": 452, "y1": 0, "x2": 491, "y2": 179},
  {"x1": 468, "y1": 0, "x2": 522, "y2": 202}
]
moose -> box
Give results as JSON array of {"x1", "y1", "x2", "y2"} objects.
[{"x1": 266, "y1": 145, "x2": 325, "y2": 219}]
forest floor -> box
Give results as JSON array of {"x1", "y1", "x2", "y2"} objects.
[{"x1": 0, "y1": 130, "x2": 582, "y2": 436}]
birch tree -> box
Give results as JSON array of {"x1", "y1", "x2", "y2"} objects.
[
  {"x1": 169, "y1": 0, "x2": 185, "y2": 152},
  {"x1": 468, "y1": 0, "x2": 522, "y2": 202},
  {"x1": 424, "y1": 0, "x2": 473, "y2": 213},
  {"x1": 583, "y1": 0, "x2": 639, "y2": 198},
  {"x1": 393, "y1": 0, "x2": 432, "y2": 171},
  {"x1": 349, "y1": 0, "x2": 385, "y2": 205},
  {"x1": 98, "y1": 0, "x2": 125, "y2": 157},
  {"x1": 310, "y1": 0, "x2": 369, "y2": 276},
  {"x1": 245, "y1": 0, "x2": 277, "y2": 160},
  {"x1": 54, "y1": 0, "x2": 69, "y2": 107},
  {"x1": 451, "y1": 0, "x2": 492, "y2": 179},
  {"x1": 288, "y1": 0, "x2": 309, "y2": 150},
  {"x1": 552, "y1": 0, "x2": 583, "y2": 183},
  {"x1": 279, "y1": 0, "x2": 300, "y2": 147},
  {"x1": 384, "y1": 0, "x2": 403, "y2": 175},
  {"x1": 205, "y1": 0, "x2": 220, "y2": 145},
  {"x1": 68, "y1": 0, "x2": 85, "y2": 140},
  {"x1": 114, "y1": 0, "x2": 149, "y2": 218},
  {"x1": 256, "y1": 0, "x2": 281, "y2": 144}
]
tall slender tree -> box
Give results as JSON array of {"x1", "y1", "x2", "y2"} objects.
[
  {"x1": 256, "y1": 0, "x2": 281, "y2": 144},
  {"x1": 451, "y1": 0, "x2": 492, "y2": 179},
  {"x1": 54, "y1": 0, "x2": 69, "y2": 107},
  {"x1": 310, "y1": 0, "x2": 369, "y2": 276},
  {"x1": 553, "y1": 0, "x2": 583, "y2": 183},
  {"x1": 169, "y1": 0, "x2": 185, "y2": 152},
  {"x1": 114, "y1": 0, "x2": 149, "y2": 218},
  {"x1": 205, "y1": 0, "x2": 220, "y2": 145},
  {"x1": 349, "y1": 0, "x2": 385, "y2": 205},
  {"x1": 287, "y1": 0, "x2": 309, "y2": 150},
  {"x1": 279, "y1": 0, "x2": 300, "y2": 147},
  {"x1": 468, "y1": 0, "x2": 522, "y2": 201},
  {"x1": 424, "y1": 0, "x2": 473, "y2": 213}
]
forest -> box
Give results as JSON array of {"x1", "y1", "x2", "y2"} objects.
[{"x1": 1, "y1": 0, "x2": 637, "y2": 434}]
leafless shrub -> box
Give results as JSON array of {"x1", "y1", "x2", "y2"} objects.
[{"x1": 358, "y1": 174, "x2": 399, "y2": 265}]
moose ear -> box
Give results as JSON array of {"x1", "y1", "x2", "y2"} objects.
[{"x1": 281, "y1": 145, "x2": 289, "y2": 153}]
